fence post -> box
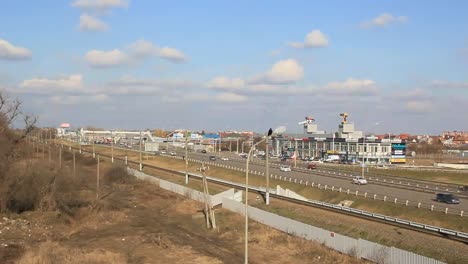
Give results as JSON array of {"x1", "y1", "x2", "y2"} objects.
[
  {"x1": 418, "y1": 202, "x2": 421, "y2": 208},
  {"x1": 305, "y1": 181, "x2": 308, "y2": 186},
  {"x1": 339, "y1": 187, "x2": 342, "y2": 192},
  {"x1": 312, "y1": 182, "x2": 315, "y2": 187},
  {"x1": 431, "y1": 205, "x2": 434, "y2": 211},
  {"x1": 355, "y1": 191, "x2": 358, "y2": 196},
  {"x1": 405, "y1": 200, "x2": 409, "y2": 206},
  {"x1": 445, "y1": 208, "x2": 448, "y2": 214},
  {"x1": 461, "y1": 211, "x2": 464, "y2": 217},
  {"x1": 364, "y1": 192, "x2": 367, "y2": 198},
  {"x1": 373, "y1": 194, "x2": 377, "y2": 200},
  {"x1": 383, "y1": 196, "x2": 387, "y2": 202},
  {"x1": 331, "y1": 186, "x2": 334, "y2": 191},
  {"x1": 125, "y1": 156, "x2": 128, "y2": 165},
  {"x1": 324, "y1": 185, "x2": 327, "y2": 190}
]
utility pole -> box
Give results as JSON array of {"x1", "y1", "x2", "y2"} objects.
[
  {"x1": 236, "y1": 138, "x2": 239, "y2": 153},
  {"x1": 59, "y1": 146, "x2": 62, "y2": 168},
  {"x1": 96, "y1": 155, "x2": 100, "y2": 200},
  {"x1": 111, "y1": 133, "x2": 114, "y2": 163},
  {"x1": 265, "y1": 138, "x2": 270, "y2": 205},
  {"x1": 92, "y1": 131, "x2": 95, "y2": 158},
  {"x1": 185, "y1": 136, "x2": 189, "y2": 184},
  {"x1": 73, "y1": 150, "x2": 76, "y2": 178},
  {"x1": 139, "y1": 131, "x2": 143, "y2": 171}
]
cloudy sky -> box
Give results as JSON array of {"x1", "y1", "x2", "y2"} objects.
[{"x1": 1, "y1": 0, "x2": 467, "y2": 134}]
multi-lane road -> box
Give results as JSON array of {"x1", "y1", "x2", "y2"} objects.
[
  {"x1": 163, "y1": 148, "x2": 468, "y2": 212},
  {"x1": 81, "y1": 142, "x2": 468, "y2": 212}
]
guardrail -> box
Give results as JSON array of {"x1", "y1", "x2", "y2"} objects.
[
  {"x1": 63, "y1": 141, "x2": 467, "y2": 217},
  {"x1": 55, "y1": 142, "x2": 468, "y2": 243}
]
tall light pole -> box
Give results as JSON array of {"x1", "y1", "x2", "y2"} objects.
[
  {"x1": 245, "y1": 128, "x2": 274, "y2": 264},
  {"x1": 111, "y1": 132, "x2": 114, "y2": 163},
  {"x1": 139, "y1": 131, "x2": 143, "y2": 171},
  {"x1": 185, "y1": 135, "x2": 189, "y2": 184}
]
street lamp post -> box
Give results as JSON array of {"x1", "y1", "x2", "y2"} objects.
[
  {"x1": 139, "y1": 131, "x2": 143, "y2": 171},
  {"x1": 185, "y1": 136, "x2": 189, "y2": 184},
  {"x1": 244, "y1": 128, "x2": 274, "y2": 264}
]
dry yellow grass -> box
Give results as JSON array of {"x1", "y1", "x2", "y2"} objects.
[{"x1": 17, "y1": 242, "x2": 127, "y2": 264}]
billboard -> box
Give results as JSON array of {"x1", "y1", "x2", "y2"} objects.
[{"x1": 391, "y1": 143, "x2": 406, "y2": 164}]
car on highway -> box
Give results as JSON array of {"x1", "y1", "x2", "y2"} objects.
[
  {"x1": 279, "y1": 165, "x2": 291, "y2": 172},
  {"x1": 307, "y1": 163, "x2": 317, "y2": 170},
  {"x1": 209, "y1": 155, "x2": 216, "y2": 161},
  {"x1": 221, "y1": 156, "x2": 229, "y2": 161},
  {"x1": 435, "y1": 193, "x2": 460, "y2": 204},
  {"x1": 170, "y1": 152, "x2": 176, "y2": 156},
  {"x1": 201, "y1": 150, "x2": 207, "y2": 153},
  {"x1": 160, "y1": 150, "x2": 166, "y2": 154},
  {"x1": 352, "y1": 176, "x2": 367, "y2": 185}
]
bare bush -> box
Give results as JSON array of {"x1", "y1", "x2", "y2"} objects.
[{"x1": 103, "y1": 165, "x2": 133, "y2": 185}]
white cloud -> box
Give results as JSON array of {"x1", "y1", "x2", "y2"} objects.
[
  {"x1": 250, "y1": 59, "x2": 304, "y2": 84},
  {"x1": 0, "y1": 39, "x2": 32, "y2": 60},
  {"x1": 324, "y1": 78, "x2": 378, "y2": 96},
  {"x1": 158, "y1": 47, "x2": 186, "y2": 63},
  {"x1": 128, "y1": 39, "x2": 157, "y2": 57},
  {"x1": 19, "y1": 74, "x2": 83, "y2": 93},
  {"x1": 361, "y1": 13, "x2": 408, "y2": 28},
  {"x1": 71, "y1": 0, "x2": 129, "y2": 11},
  {"x1": 85, "y1": 49, "x2": 129, "y2": 67},
  {"x1": 405, "y1": 100, "x2": 433, "y2": 113},
  {"x1": 106, "y1": 77, "x2": 194, "y2": 95},
  {"x1": 85, "y1": 40, "x2": 187, "y2": 68},
  {"x1": 207, "y1": 76, "x2": 245, "y2": 90},
  {"x1": 289, "y1": 30, "x2": 329, "y2": 48},
  {"x1": 78, "y1": 14, "x2": 108, "y2": 31}
]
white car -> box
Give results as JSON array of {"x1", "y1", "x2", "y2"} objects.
[
  {"x1": 170, "y1": 152, "x2": 176, "y2": 156},
  {"x1": 160, "y1": 150, "x2": 166, "y2": 154},
  {"x1": 279, "y1": 165, "x2": 292, "y2": 172},
  {"x1": 221, "y1": 156, "x2": 229, "y2": 161},
  {"x1": 352, "y1": 176, "x2": 368, "y2": 185}
]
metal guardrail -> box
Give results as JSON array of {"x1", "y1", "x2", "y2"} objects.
[
  {"x1": 57, "y1": 142, "x2": 468, "y2": 243},
  {"x1": 63, "y1": 142, "x2": 466, "y2": 217}
]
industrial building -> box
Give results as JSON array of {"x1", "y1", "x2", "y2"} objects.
[{"x1": 271, "y1": 113, "x2": 407, "y2": 164}]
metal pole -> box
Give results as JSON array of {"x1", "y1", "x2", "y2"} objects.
[
  {"x1": 139, "y1": 131, "x2": 143, "y2": 171},
  {"x1": 96, "y1": 155, "x2": 100, "y2": 200},
  {"x1": 73, "y1": 150, "x2": 76, "y2": 178},
  {"x1": 266, "y1": 138, "x2": 270, "y2": 205},
  {"x1": 111, "y1": 134, "x2": 114, "y2": 163},
  {"x1": 236, "y1": 138, "x2": 239, "y2": 153},
  {"x1": 245, "y1": 148, "x2": 251, "y2": 264},
  {"x1": 59, "y1": 146, "x2": 62, "y2": 168},
  {"x1": 245, "y1": 137, "x2": 266, "y2": 264},
  {"x1": 92, "y1": 131, "x2": 95, "y2": 158},
  {"x1": 185, "y1": 136, "x2": 189, "y2": 184}
]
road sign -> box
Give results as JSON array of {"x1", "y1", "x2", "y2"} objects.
[{"x1": 287, "y1": 147, "x2": 295, "y2": 151}]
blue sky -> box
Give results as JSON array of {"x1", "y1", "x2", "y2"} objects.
[{"x1": 1, "y1": 0, "x2": 467, "y2": 134}]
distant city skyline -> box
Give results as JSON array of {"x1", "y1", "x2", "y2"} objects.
[{"x1": 1, "y1": 0, "x2": 467, "y2": 134}]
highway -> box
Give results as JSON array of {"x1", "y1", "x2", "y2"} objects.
[
  {"x1": 78, "y1": 142, "x2": 468, "y2": 212},
  {"x1": 167, "y1": 149, "x2": 468, "y2": 211}
]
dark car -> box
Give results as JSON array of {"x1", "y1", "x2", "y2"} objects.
[
  {"x1": 436, "y1": 193, "x2": 460, "y2": 204},
  {"x1": 209, "y1": 156, "x2": 216, "y2": 161},
  {"x1": 307, "y1": 163, "x2": 317, "y2": 170}
]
